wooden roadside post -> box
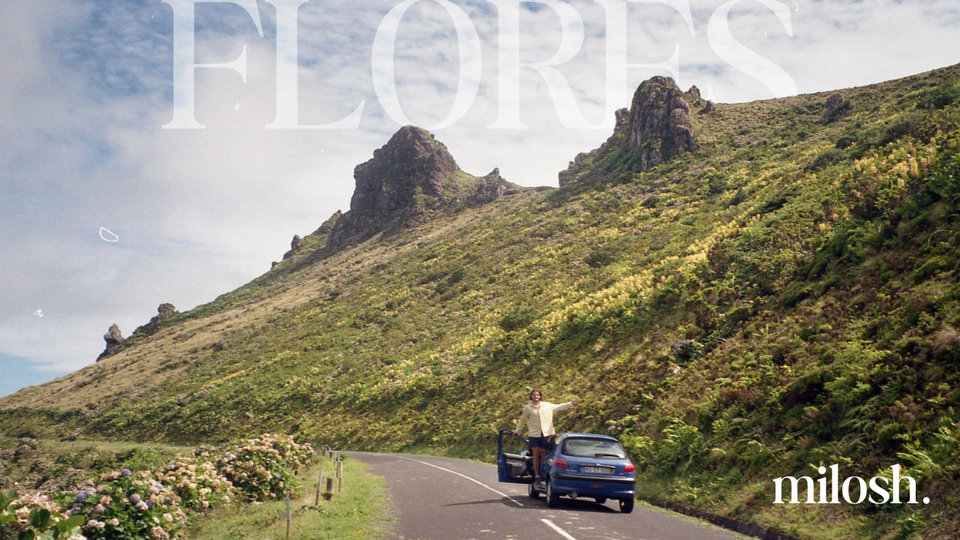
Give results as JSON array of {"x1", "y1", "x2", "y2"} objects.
[
  {"x1": 337, "y1": 456, "x2": 343, "y2": 492},
  {"x1": 315, "y1": 468, "x2": 324, "y2": 506}
]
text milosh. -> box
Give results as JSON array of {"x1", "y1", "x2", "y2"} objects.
[{"x1": 774, "y1": 464, "x2": 930, "y2": 505}]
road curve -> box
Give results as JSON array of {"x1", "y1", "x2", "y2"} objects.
[{"x1": 348, "y1": 452, "x2": 746, "y2": 540}]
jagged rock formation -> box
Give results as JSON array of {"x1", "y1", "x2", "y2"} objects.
[
  {"x1": 470, "y1": 168, "x2": 510, "y2": 205},
  {"x1": 282, "y1": 235, "x2": 302, "y2": 260},
  {"x1": 627, "y1": 76, "x2": 698, "y2": 172},
  {"x1": 326, "y1": 127, "x2": 512, "y2": 249},
  {"x1": 822, "y1": 94, "x2": 851, "y2": 124},
  {"x1": 97, "y1": 324, "x2": 124, "y2": 361},
  {"x1": 132, "y1": 303, "x2": 179, "y2": 337},
  {"x1": 558, "y1": 77, "x2": 700, "y2": 186}
]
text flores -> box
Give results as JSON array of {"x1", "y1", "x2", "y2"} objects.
[{"x1": 162, "y1": 0, "x2": 799, "y2": 130}]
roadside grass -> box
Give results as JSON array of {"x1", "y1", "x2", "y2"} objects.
[{"x1": 184, "y1": 455, "x2": 393, "y2": 540}]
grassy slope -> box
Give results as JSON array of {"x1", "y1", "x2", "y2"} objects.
[{"x1": 3, "y1": 65, "x2": 960, "y2": 539}]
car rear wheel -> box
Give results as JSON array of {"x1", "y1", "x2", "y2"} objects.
[
  {"x1": 546, "y1": 479, "x2": 560, "y2": 508},
  {"x1": 528, "y1": 482, "x2": 540, "y2": 499},
  {"x1": 619, "y1": 498, "x2": 634, "y2": 514}
]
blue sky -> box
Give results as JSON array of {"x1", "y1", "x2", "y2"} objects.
[
  {"x1": 2, "y1": 0, "x2": 960, "y2": 398},
  {"x1": 0, "y1": 354, "x2": 68, "y2": 398}
]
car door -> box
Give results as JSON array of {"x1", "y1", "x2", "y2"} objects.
[{"x1": 497, "y1": 430, "x2": 535, "y2": 484}]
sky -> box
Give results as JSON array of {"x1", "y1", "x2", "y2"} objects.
[{"x1": 2, "y1": 0, "x2": 960, "y2": 398}]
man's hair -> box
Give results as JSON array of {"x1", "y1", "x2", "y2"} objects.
[{"x1": 530, "y1": 388, "x2": 542, "y2": 400}]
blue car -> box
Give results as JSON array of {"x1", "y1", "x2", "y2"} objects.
[{"x1": 497, "y1": 430, "x2": 636, "y2": 513}]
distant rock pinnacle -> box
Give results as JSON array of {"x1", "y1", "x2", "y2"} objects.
[
  {"x1": 627, "y1": 76, "x2": 698, "y2": 171},
  {"x1": 282, "y1": 235, "x2": 302, "y2": 260},
  {"x1": 97, "y1": 324, "x2": 124, "y2": 361},
  {"x1": 326, "y1": 126, "x2": 511, "y2": 249}
]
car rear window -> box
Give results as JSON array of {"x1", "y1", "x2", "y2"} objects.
[{"x1": 561, "y1": 438, "x2": 627, "y2": 459}]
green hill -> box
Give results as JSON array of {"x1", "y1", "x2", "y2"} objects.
[{"x1": 4, "y1": 65, "x2": 960, "y2": 539}]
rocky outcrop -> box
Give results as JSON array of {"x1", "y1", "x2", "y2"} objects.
[
  {"x1": 470, "y1": 168, "x2": 510, "y2": 205},
  {"x1": 627, "y1": 76, "x2": 698, "y2": 172},
  {"x1": 97, "y1": 324, "x2": 124, "y2": 361},
  {"x1": 282, "y1": 235, "x2": 302, "y2": 260},
  {"x1": 822, "y1": 94, "x2": 851, "y2": 124},
  {"x1": 326, "y1": 127, "x2": 512, "y2": 249},
  {"x1": 559, "y1": 77, "x2": 699, "y2": 186},
  {"x1": 326, "y1": 127, "x2": 459, "y2": 248},
  {"x1": 132, "y1": 303, "x2": 179, "y2": 337}
]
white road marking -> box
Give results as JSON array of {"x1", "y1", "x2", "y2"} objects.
[
  {"x1": 542, "y1": 519, "x2": 579, "y2": 540},
  {"x1": 396, "y1": 456, "x2": 524, "y2": 507}
]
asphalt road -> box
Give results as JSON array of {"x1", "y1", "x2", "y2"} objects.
[{"x1": 349, "y1": 452, "x2": 746, "y2": 540}]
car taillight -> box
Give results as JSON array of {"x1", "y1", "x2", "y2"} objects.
[
  {"x1": 553, "y1": 458, "x2": 569, "y2": 469},
  {"x1": 624, "y1": 462, "x2": 636, "y2": 473}
]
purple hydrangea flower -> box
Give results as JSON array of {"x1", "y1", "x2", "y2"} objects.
[
  {"x1": 121, "y1": 469, "x2": 131, "y2": 478},
  {"x1": 76, "y1": 490, "x2": 88, "y2": 501},
  {"x1": 130, "y1": 494, "x2": 141, "y2": 504},
  {"x1": 146, "y1": 500, "x2": 156, "y2": 509}
]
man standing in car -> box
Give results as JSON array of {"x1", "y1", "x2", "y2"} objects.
[{"x1": 513, "y1": 389, "x2": 581, "y2": 484}]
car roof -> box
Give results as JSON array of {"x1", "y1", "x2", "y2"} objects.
[{"x1": 556, "y1": 432, "x2": 621, "y2": 443}]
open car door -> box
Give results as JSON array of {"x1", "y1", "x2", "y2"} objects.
[{"x1": 497, "y1": 430, "x2": 535, "y2": 484}]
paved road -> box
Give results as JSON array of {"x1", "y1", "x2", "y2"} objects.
[{"x1": 349, "y1": 452, "x2": 745, "y2": 540}]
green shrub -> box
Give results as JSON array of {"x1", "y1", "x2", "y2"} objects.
[
  {"x1": 916, "y1": 85, "x2": 960, "y2": 110},
  {"x1": 585, "y1": 245, "x2": 619, "y2": 268},
  {"x1": 498, "y1": 306, "x2": 539, "y2": 332},
  {"x1": 912, "y1": 256, "x2": 950, "y2": 283},
  {"x1": 808, "y1": 148, "x2": 846, "y2": 171}
]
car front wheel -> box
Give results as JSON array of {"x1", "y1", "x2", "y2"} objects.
[
  {"x1": 546, "y1": 479, "x2": 560, "y2": 508},
  {"x1": 619, "y1": 498, "x2": 634, "y2": 514}
]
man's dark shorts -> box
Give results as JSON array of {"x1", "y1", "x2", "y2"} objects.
[{"x1": 529, "y1": 436, "x2": 553, "y2": 449}]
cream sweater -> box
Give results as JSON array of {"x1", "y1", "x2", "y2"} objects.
[{"x1": 515, "y1": 401, "x2": 574, "y2": 437}]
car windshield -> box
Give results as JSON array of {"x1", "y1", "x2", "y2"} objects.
[{"x1": 561, "y1": 438, "x2": 627, "y2": 459}]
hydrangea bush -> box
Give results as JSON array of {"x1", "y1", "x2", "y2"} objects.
[
  {"x1": 68, "y1": 469, "x2": 187, "y2": 540},
  {"x1": 2, "y1": 434, "x2": 313, "y2": 539},
  {"x1": 155, "y1": 456, "x2": 234, "y2": 512},
  {"x1": 215, "y1": 434, "x2": 313, "y2": 501},
  {"x1": 1, "y1": 489, "x2": 87, "y2": 540}
]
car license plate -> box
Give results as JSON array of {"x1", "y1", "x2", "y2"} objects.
[{"x1": 580, "y1": 466, "x2": 612, "y2": 474}]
